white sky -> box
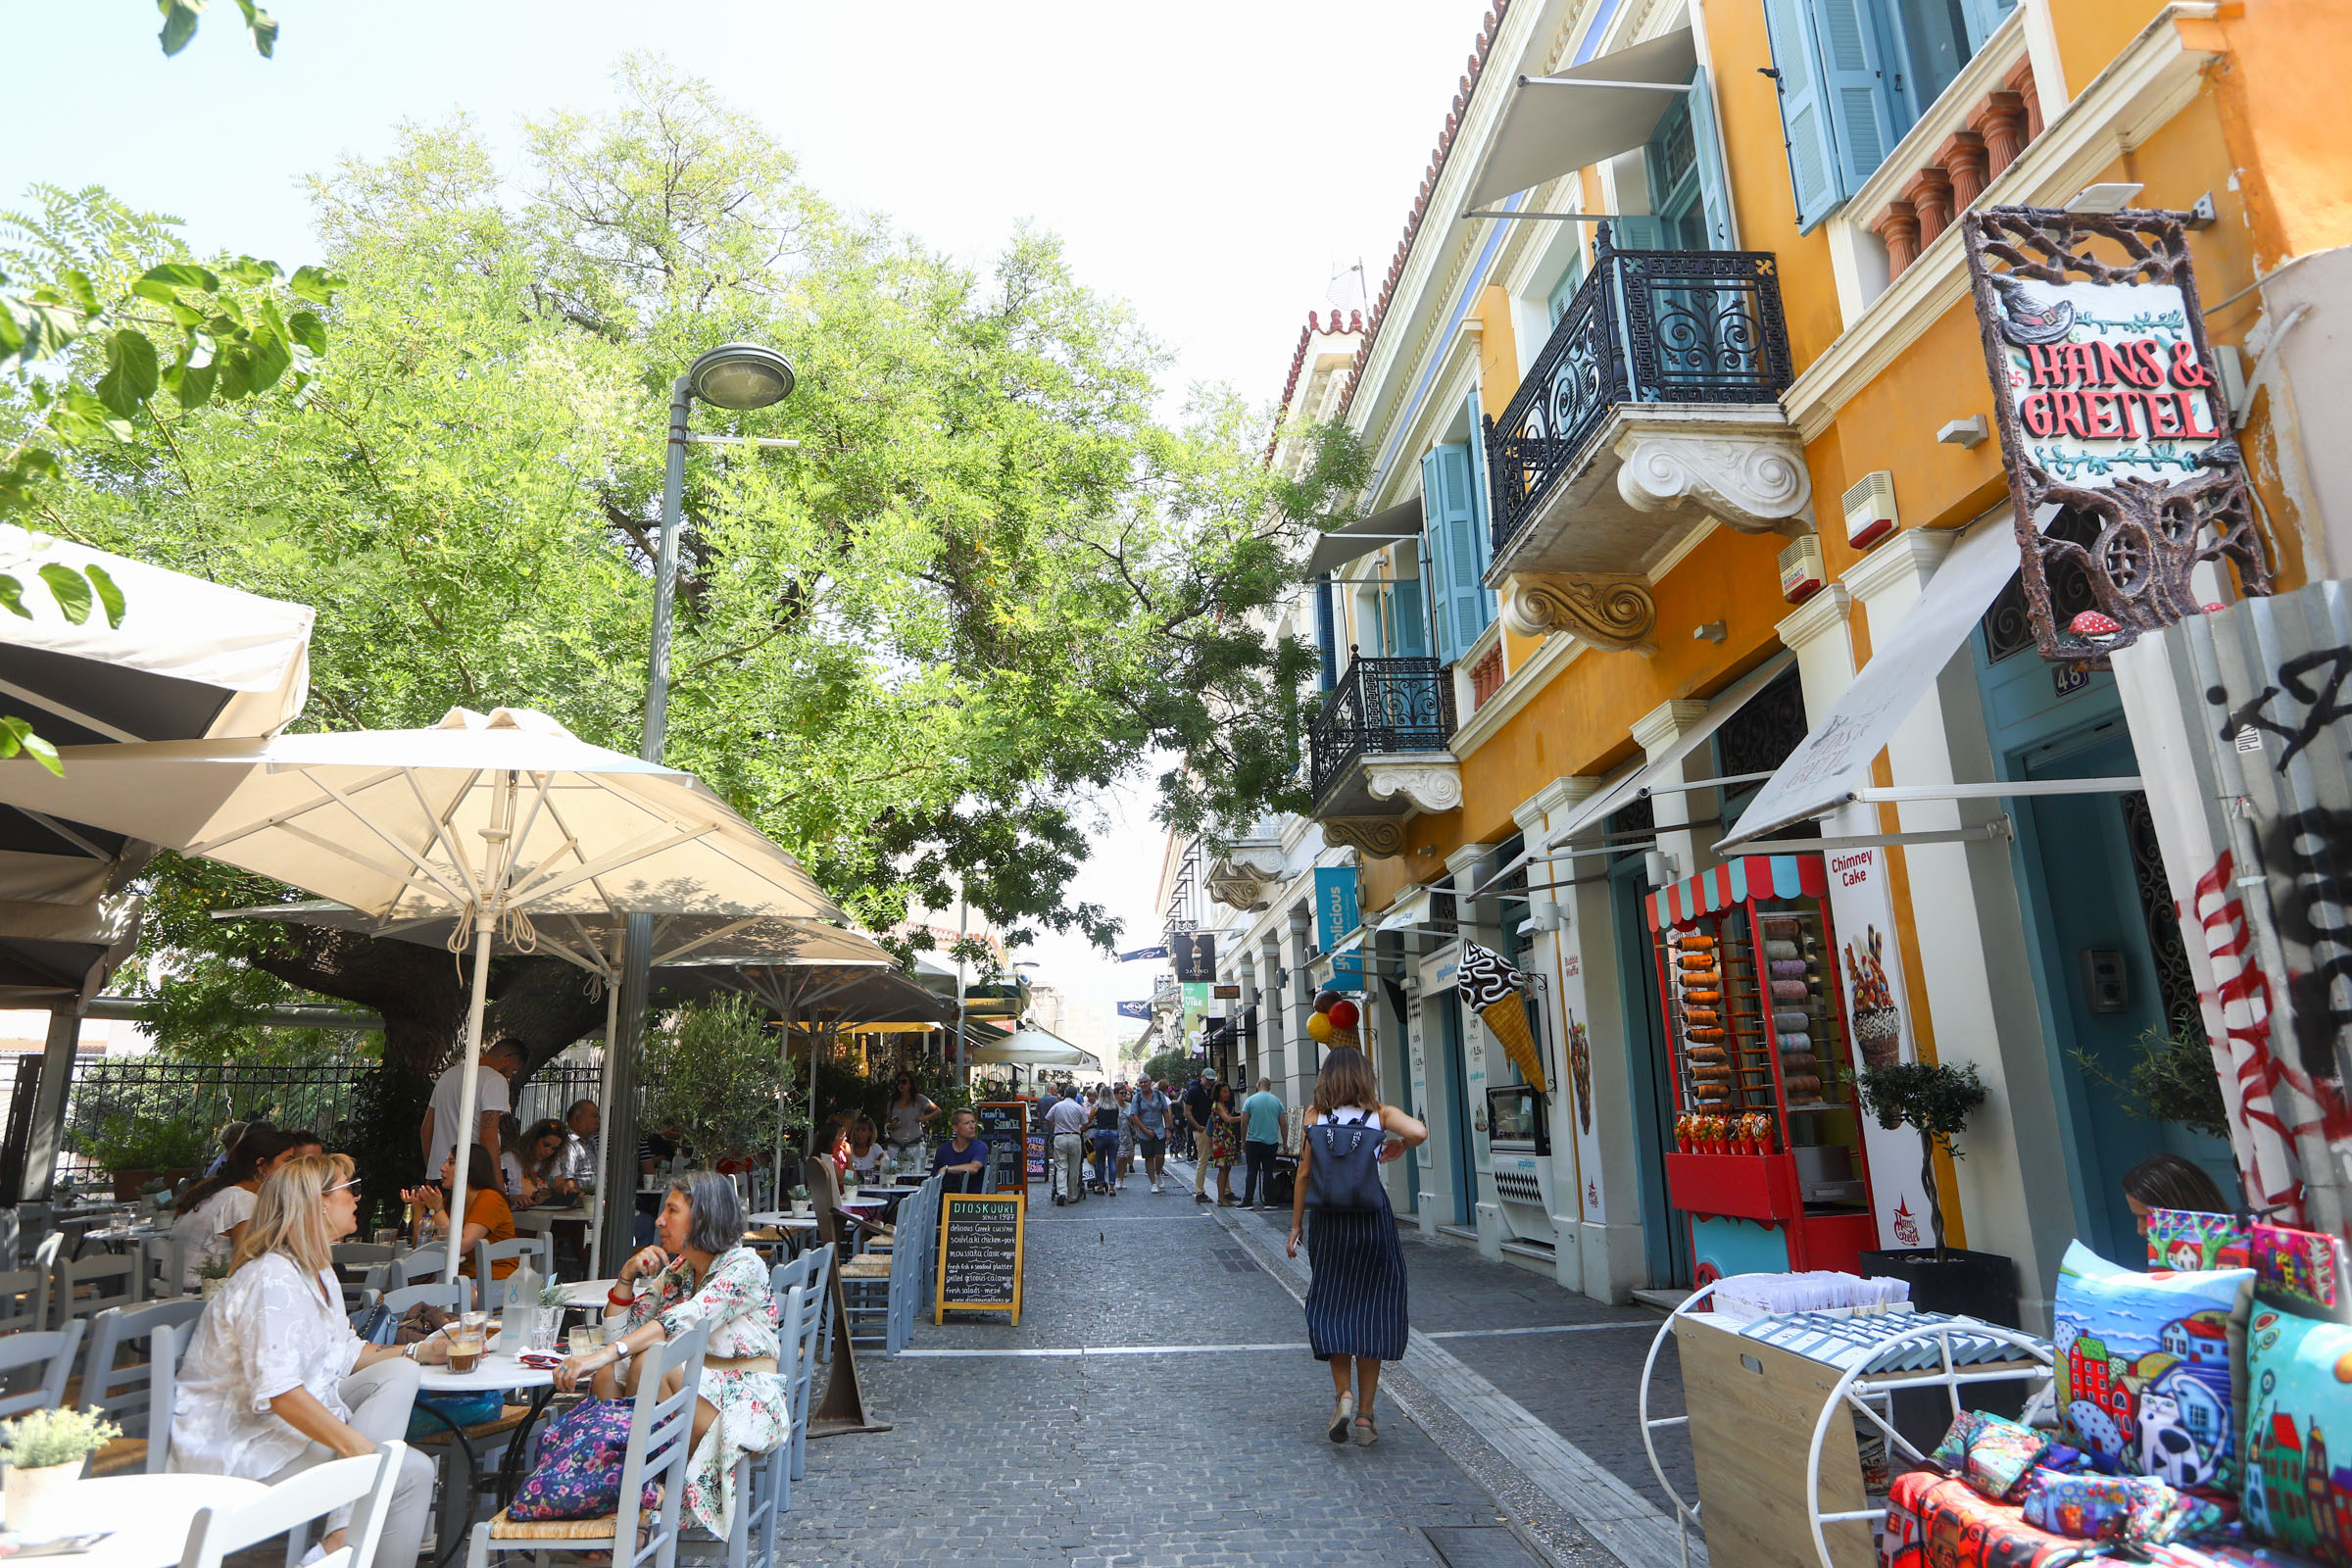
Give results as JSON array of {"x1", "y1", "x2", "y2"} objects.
[{"x1": 0, "y1": 0, "x2": 1491, "y2": 1031}]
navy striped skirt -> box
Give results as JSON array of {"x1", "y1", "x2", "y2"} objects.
[{"x1": 1303, "y1": 1205, "x2": 1408, "y2": 1361}]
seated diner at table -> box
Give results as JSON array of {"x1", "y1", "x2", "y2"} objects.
[
  {"x1": 549, "y1": 1170, "x2": 788, "y2": 1540},
  {"x1": 511, "y1": 1117, "x2": 574, "y2": 1206},
  {"x1": 172, "y1": 1124, "x2": 302, "y2": 1290},
  {"x1": 403, "y1": 1143, "x2": 520, "y2": 1280},
  {"x1": 168, "y1": 1152, "x2": 439, "y2": 1568},
  {"x1": 930, "y1": 1108, "x2": 990, "y2": 1193},
  {"x1": 846, "y1": 1116, "x2": 885, "y2": 1182}
]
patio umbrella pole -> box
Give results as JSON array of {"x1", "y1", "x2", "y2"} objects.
[
  {"x1": 589, "y1": 960, "x2": 618, "y2": 1270},
  {"x1": 445, "y1": 908, "x2": 497, "y2": 1286}
]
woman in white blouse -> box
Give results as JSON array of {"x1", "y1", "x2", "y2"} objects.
[
  {"x1": 170, "y1": 1153, "x2": 438, "y2": 1568},
  {"x1": 170, "y1": 1124, "x2": 296, "y2": 1290}
]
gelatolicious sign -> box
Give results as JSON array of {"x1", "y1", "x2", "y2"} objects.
[{"x1": 1961, "y1": 207, "x2": 2270, "y2": 663}]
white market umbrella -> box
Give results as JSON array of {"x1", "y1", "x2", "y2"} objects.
[
  {"x1": 219, "y1": 901, "x2": 884, "y2": 1258},
  {"x1": 967, "y1": 1025, "x2": 1101, "y2": 1071},
  {"x1": 0, "y1": 705, "x2": 843, "y2": 1282}
]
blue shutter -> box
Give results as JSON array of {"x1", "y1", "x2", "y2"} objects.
[
  {"x1": 1959, "y1": 0, "x2": 2017, "y2": 51},
  {"x1": 1810, "y1": 0, "x2": 1903, "y2": 197},
  {"x1": 1418, "y1": 449, "x2": 1457, "y2": 666},
  {"x1": 1687, "y1": 70, "x2": 1737, "y2": 250},
  {"x1": 1463, "y1": 390, "x2": 1496, "y2": 584},
  {"x1": 1389, "y1": 573, "x2": 1428, "y2": 658},
  {"x1": 1545, "y1": 251, "x2": 1588, "y2": 325},
  {"x1": 1314, "y1": 576, "x2": 1339, "y2": 691},
  {"x1": 1760, "y1": 0, "x2": 1844, "y2": 229},
  {"x1": 1431, "y1": 444, "x2": 1489, "y2": 658},
  {"x1": 1612, "y1": 214, "x2": 1668, "y2": 251}
]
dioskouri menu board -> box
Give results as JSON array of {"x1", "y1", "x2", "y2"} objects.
[
  {"x1": 935, "y1": 1192, "x2": 1023, "y2": 1323},
  {"x1": 972, "y1": 1102, "x2": 1028, "y2": 1199}
]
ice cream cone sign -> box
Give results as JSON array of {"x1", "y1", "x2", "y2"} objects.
[{"x1": 1459, "y1": 942, "x2": 1545, "y2": 1092}]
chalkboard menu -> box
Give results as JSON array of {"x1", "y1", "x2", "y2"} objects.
[
  {"x1": 935, "y1": 1192, "x2": 1024, "y2": 1323},
  {"x1": 972, "y1": 1102, "x2": 1028, "y2": 1199}
]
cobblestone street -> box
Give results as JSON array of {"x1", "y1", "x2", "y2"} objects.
[{"x1": 783, "y1": 1169, "x2": 1705, "y2": 1568}]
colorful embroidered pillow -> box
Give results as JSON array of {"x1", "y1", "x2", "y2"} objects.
[
  {"x1": 2019, "y1": 1467, "x2": 2226, "y2": 1548},
  {"x1": 1932, "y1": 1409, "x2": 2049, "y2": 1500},
  {"x1": 2253, "y1": 1224, "x2": 2352, "y2": 1325},
  {"x1": 2240, "y1": 1301, "x2": 2352, "y2": 1564},
  {"x1": 507, "y1": 1396, "x2": 662, "y2": 1522},
  {"x1": 2053, "y1": 1239, "x2": 2252, "y2": 1490},
  {"x1": 2148, "y1": 1208, "x2": 2252, "y2": 1271}
]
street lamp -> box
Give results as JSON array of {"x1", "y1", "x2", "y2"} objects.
[{"x1": 600, "y1": 341, "x2": 796, "y2": 1273}]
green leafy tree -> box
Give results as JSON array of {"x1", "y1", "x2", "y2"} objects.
[
  {"x1": 643, "y1": 996, "x2": 790, "y2": 1165},
  {"x1": 1857, "y1": 1060, "x2": 1989, "y2": 1261},
  {"x1": 32, "y1": 60, "x2": 1351, "y2": 1079}
]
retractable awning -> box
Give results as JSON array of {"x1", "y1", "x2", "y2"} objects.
[
  {"x1": 1719, "y1": 515, "x2": 2026, "y2": 849},
  {"x1": 1541, "y1": 650, "x2": 1797, "y2": 854},
  {"x1": 1306, "y1": 499, "x2": 1423, "y2": 579},
  {"x1": 1461, "y1": 28, "x2": 1698, "y2": 216}
]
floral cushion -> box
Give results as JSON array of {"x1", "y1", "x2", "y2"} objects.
[
  {"x1": 1933, "y1": 1410, "x2": 2049, "y2": 1501},
  {"x1": 507, "y1": 1396, "x2": 662, "y2": 1523},
  {"x1": 2053, "y1": 1240, "x2": 2252, "y2": 1489}
]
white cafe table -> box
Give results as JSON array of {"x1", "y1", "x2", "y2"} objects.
[
  {"x1": 561, "y1": 1277, "x2": 620, "y2": 1308},
  {"x1": 419, "y1": 1350, "x2": 555, "y2": 1396},
  {"x1": 28, "y1": 1473, "x2": 269, "y2": 1568}
]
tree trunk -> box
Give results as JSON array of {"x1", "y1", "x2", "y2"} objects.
[{"x1": 1921, "y1": 1134, "x2": 1948, "y2": 1263}]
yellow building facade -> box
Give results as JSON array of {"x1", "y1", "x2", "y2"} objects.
[{"x1": 1240, "y1": 0, "x2": 2352, "y2": 1323}]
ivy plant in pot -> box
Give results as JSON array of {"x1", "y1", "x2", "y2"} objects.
[
  {"x1": 1855, "y1": 1059, "x2": 2021, "y2": 1327},
  {"x1": 1, "y1": 1406, "x2": 119, "y2": 1533}
]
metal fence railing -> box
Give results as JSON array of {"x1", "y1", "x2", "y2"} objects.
[{"x1": 0, "y1": 1051, "x2": 615, "y2": 1189}]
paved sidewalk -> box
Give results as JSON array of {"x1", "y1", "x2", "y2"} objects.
[{"x1": 785, "y1": 1192, "x2": 1602, "y2": 1568}]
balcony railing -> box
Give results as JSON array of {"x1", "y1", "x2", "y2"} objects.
[
  {"x1": 1308, "y1": 656, "x2": 1456, "y2": 804},
  {"x1": 1485, "y1": 224, "x2": 1794, "y2": 557}
]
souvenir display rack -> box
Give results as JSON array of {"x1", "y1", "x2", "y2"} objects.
[{"x1": 1645, "y1": 855, "x2": 1876, "y2": 1276}]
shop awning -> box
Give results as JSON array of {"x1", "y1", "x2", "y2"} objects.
[
  {"x1": 1644, "y1": 853, "x2": 1830, "y2": 931},
  {"x1": 1460, "y1": 28, "x2": 1698, "y2": 215},
  {"x1": 1719, "y1": 517, "x2": 2025, "y2": 849},
  {"x1": 1306, "y1": 499, "x2": 1423, "y2": 579},
  {"x1": 1541, "y1": 650, "x2": 1798, "y2": 854}
]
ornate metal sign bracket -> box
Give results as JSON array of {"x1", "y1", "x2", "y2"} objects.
[{"x1": 1962, "y1": 205, "x2": 2271, "y2": 664}]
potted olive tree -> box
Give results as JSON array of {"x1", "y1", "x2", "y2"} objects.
[
  {"x1": 642, "y1": 995, "x2": 791, "y2": 1173},
  {"x1": 1856, "y1": 1059, "x2": 2021, "y2": 1327}
]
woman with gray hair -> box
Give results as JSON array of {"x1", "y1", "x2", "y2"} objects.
[{"x1": 551, "y1": 1169, "x2": 787, "y2": 1539}]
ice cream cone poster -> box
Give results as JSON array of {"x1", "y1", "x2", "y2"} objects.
[
  {"x1": 1458, "y1": 941, "x2": 1546, "y2": 1093},
  {"x1": 1818, "y1": 806, "x2": 1934, "y2": 1249},
  {"x1": 1568, "y1": 1015, "x2": 1592, "y2": 1134}
]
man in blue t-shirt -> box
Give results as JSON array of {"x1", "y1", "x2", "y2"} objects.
[
  {"x1": 1127, "y1": 1077, "x2": 1172, "y2": 1194},
  {"x1": 930, "y1": 1108, "x2": 991, "y2": 1194},
  {"x1": 1240, "y1": 1077, "x2": 1286, "y2": 1210}
]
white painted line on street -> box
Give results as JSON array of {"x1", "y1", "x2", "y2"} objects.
[
  {"x1": 902, "y1": 1342, "x2": 1310, "y2": 1357},
  {"x1": 1424, "y1": 1322, "x2": 1654, "y2": 1340}
]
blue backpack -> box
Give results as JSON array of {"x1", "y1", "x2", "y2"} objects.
[{"x1": 1304, "y1": 1113, "x2": 1390, "y2": 1211}]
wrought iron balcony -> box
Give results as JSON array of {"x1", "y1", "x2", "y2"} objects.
[
  {"x1": 1481, "y1": 226, "x2": 1802, "y2": 597},
  {"x1": 1306, "y1": 657, "x2": 1460, "y2": 856}
]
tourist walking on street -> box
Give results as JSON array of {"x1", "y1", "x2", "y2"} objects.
[
  {"x1": 1046, "y1": 1081, "x2": 1090, "y2": 1204},
  {"x1": 1207, "y1": 1082, "x2": 1243, "y2": 1204},
  {"x1": 1241, "y1": 1078, "x2": 1285, "y2": 1209},
  {"x1": 1186, "y1": 1070, "x2": 1219, "y2": 1201},
  {"x1": 1114, "y1": 1085, "x2": 1137, "y2": 1185},
  {"x1": 1088, "y1": 1086, "x2": 1121, "y2": 1195},
  {"x1": 1289, "y1": 1045, "x2": 1426, "y2": 1447},
  {"x1": 1128, "y1": 1077, "x2": 1172, "y2": 1193}
]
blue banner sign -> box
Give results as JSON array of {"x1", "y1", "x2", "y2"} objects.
[
  {"x1": 1117, "y1": 945, "x2": 1169, "y2": 962},
  {"x1": 1115, "y1": 1000, "x2": 1152, "y2": 1020},
  {"x1": 1313, "y1": 866, "x2": 1367, "y2": 993}
]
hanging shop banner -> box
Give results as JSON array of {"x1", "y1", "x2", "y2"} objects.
[
  {"x1": 1313, "y1": 867, "x2": 1368, "y2": 992},
  {"x1": 1961, "y1": 207, "x2": 2270, "y2": 664},
  {"x1": 1817, "y1": 813, "x2": 1937, "y2": 1250},
  {"x1": 1114, "y1": 1000, "x2": 1152, "y2": 1020},
  {"x1": 1171, "y1": 932, "x2": 1216, "y2": 982},
  {"x1": 1406, "y1": 994, "x2": 1430, "y2": 1174},
  {"x1": 2112, "y1": 584, "x2": 2352, "y2": 1237},
  {"x1": 1179, "y1": 981, "x2": 1211, "y2": 1053},
  {"x1": 1118, "y1": 945, "x2": 1170, "y2": 962}
]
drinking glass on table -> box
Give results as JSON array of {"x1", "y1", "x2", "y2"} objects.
[
  {"x1": 449, "y1": 1311, "x2": 489, "y2": 1373},
  {"x1": 568, "y1": 1324, "x2": 603, "y2": 1356}
]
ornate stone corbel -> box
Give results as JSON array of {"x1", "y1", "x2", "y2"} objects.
[
  {"x1": 1362, "y1": 760, "x2": 1462, "y2": 814},
  {"x1": 1498, "y1": 573, "x2": 1657, "y2": 653},
  {"x1": 1204, "y1": 844, "x2": 1287, "y2": 911},
  {"x1": 1613, "y1": 420, "x2": 1812, "y2": 535},
  {"x1": 1319, "y1": 817, "x2": 1409, "y2": 858}
]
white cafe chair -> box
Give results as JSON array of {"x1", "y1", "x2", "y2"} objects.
[{"x1": 176, "y1": 1445, "x2": 404, "y2": 1568}]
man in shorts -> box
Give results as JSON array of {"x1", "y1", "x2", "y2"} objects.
[{"x1": 1127, "y1": 1076, "x2": 1172, "y2": 1194}]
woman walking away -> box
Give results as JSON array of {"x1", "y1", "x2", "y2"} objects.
[
  {"x1": 1288, "y1": 1046, "x2": 1426, "y2": 1446},
  {"x1": 1088, "y1": 1087, "x2": 1122, "y2": 1196}
]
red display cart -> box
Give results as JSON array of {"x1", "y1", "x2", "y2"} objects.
[{"x1": 1644, "y1": 854, "x2": 1876, "y2": 1283}]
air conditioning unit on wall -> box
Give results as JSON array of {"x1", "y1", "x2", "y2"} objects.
[
  {"x1": 1778, "y1": 534, "x2": 1826, "y2": 606},
  {"x1": 1842, "y1": 470, "x2": 1897, "y2": 550}
]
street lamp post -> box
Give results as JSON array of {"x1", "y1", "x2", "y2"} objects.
[{"x1": 600, "y1": 343, "x2": 795, "y2": 1274}]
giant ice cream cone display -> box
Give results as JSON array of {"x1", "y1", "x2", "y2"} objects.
[{"x1": 1459, "y1": 942, "x2": 1544, "y2": 1092}]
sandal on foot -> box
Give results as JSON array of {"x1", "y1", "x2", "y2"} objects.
[
  {"x1": 1353, "y1": 1413, "x2": 1380, "y2": 1446},
  {"x1": 1328, "y1": 1393, "x2": 1355, "y2": 1443}
]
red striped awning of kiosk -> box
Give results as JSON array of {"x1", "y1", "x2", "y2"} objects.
[{"x1": 1644, "y1": 854, "x2": 1828, "y2": 931}]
